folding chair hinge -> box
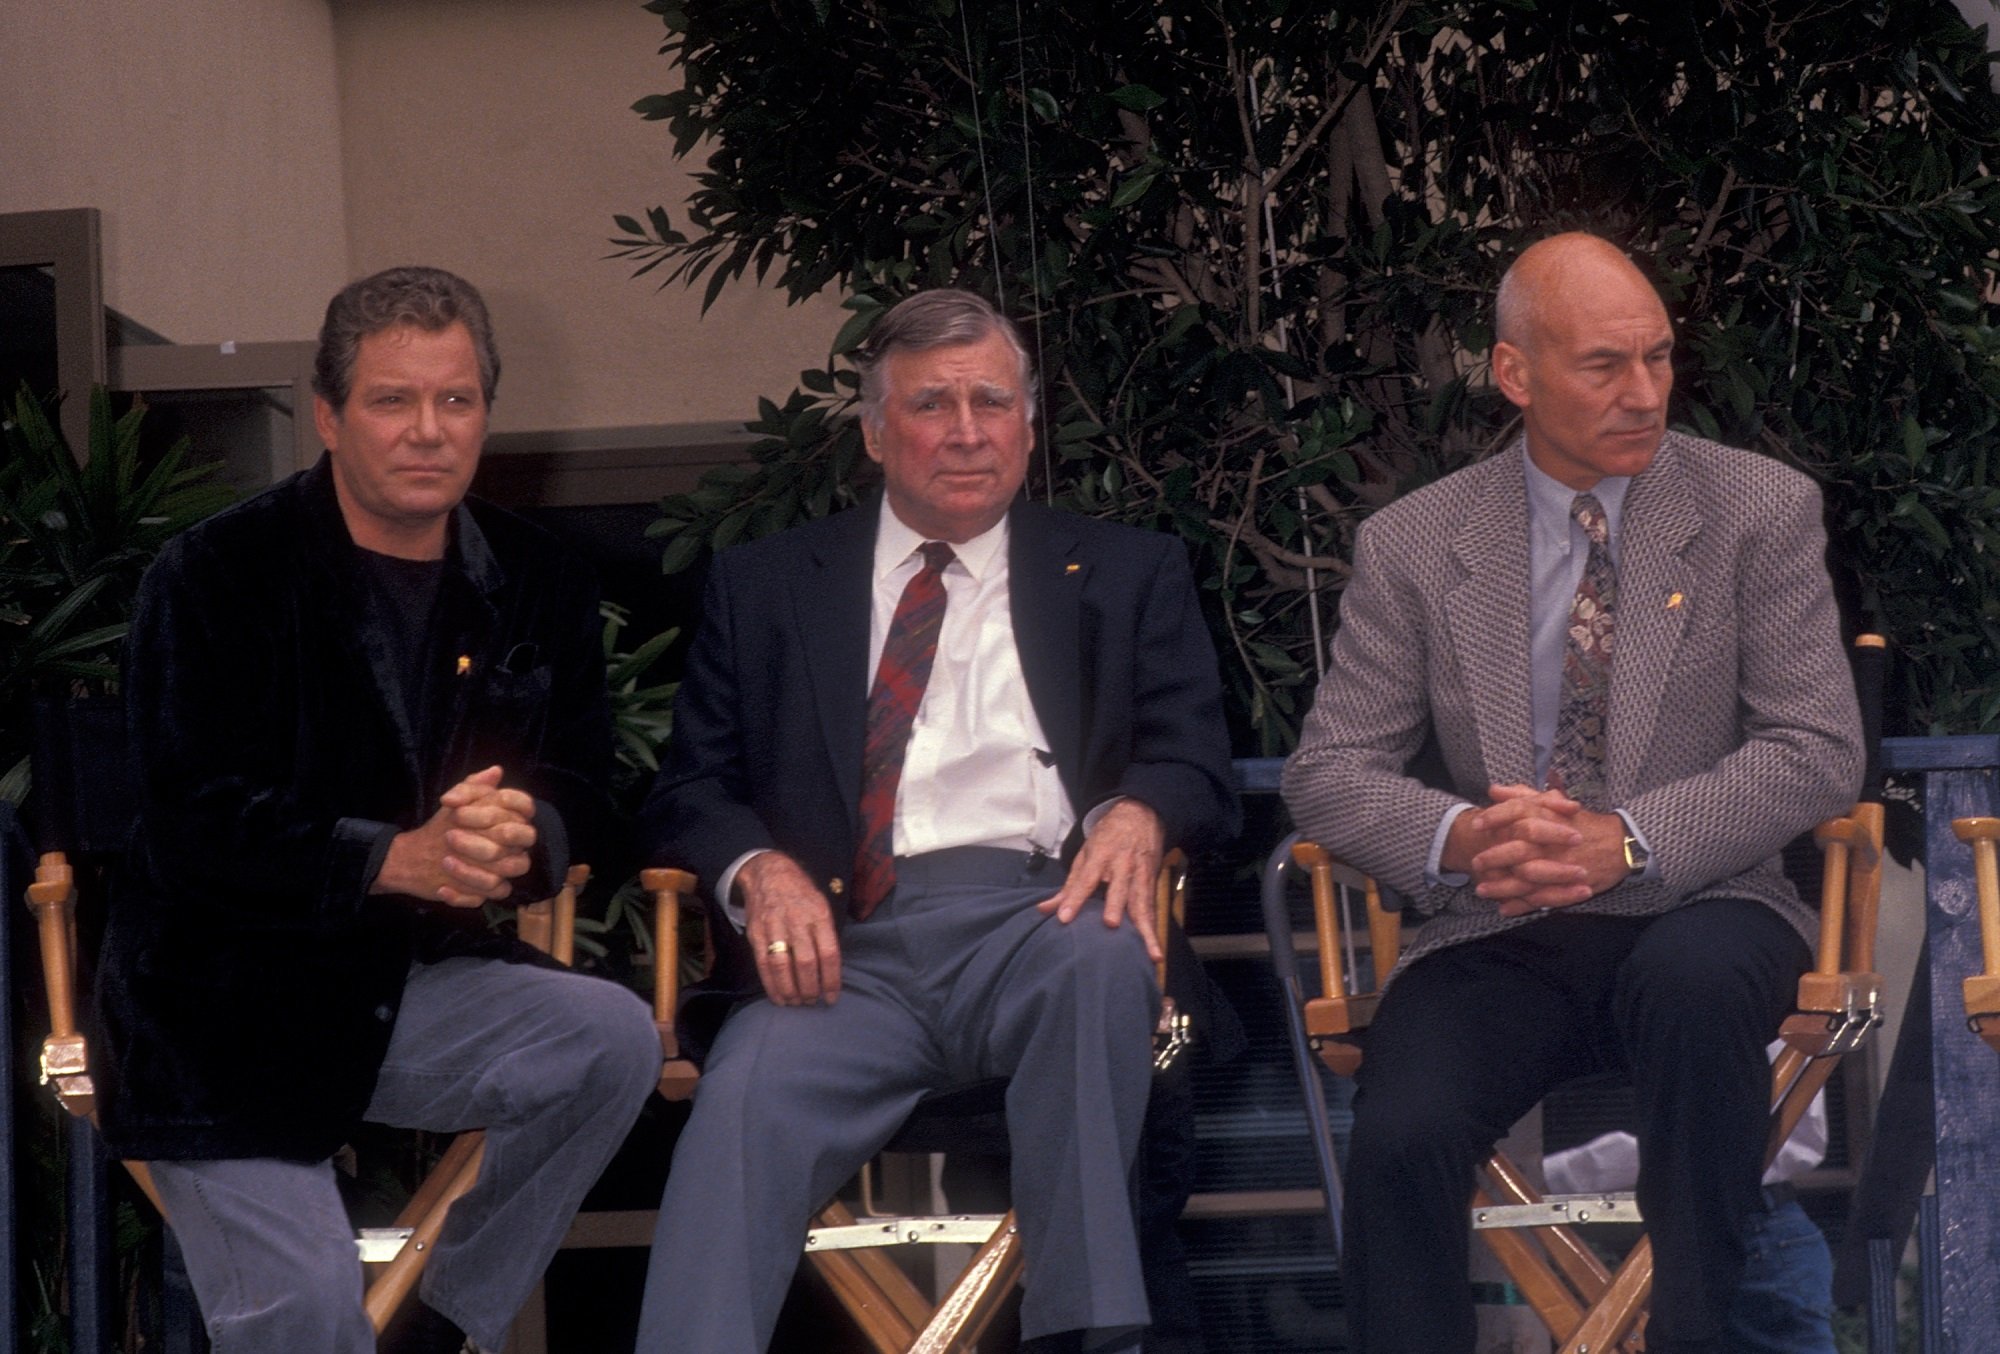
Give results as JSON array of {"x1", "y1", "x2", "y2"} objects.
[
  {"x1": 804, "y1": 1214, "x2": 1007, "y2": 1252},
  {"x1": 355, "y1": 1227, "x2": 415, "y2": 1264},
  {"x1": 1805, "y1": 985, "x2": 1881, "y2": 1058},
  {"x1": 39, "y1": 1035, "x2": 96, "y2": 1116},
  {"x1": 1822, "y1": 1005, "x2": 1882, "y2": 1057},
  {"x1": 39, "y1": 1033, "x2": 88, "y2": 1084},
  {"x1": 1153, "y1": 997, "x2": 1190, "y2": 1073},
  {"x1": 1472, "y1": 1194, "x2": 1642, "y2": 1230}
]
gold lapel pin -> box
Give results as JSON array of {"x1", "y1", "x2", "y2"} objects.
[
  {"x1": 1666, "y1": 592, "x2": 1684, "y2": 610},
  {"x1": 456, "y1": 655, "x2": 472, "y2": 675},
  {"x1": 1065, "y1": 562, "x2": 1081, "y2": 574}
]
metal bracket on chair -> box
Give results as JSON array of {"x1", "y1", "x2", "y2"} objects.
[
  {"x1": 804, "y1": 1214, "x2": 1007, "y2": 1252},
  {"x1": 1808, "y1": 997, "x2": 1883, "y2": 1059},
  {"x1": 39, "y1": 1032, "x2": 89, "y2": 1086},
  {"x1": 355, "y1": 1227, "x2": 415, "y2": 1263},
  {"x1": 1472, "y1": 1194, "x2": 1643, "y2": 1230},
  {"x1": 39, "y1": 1034, "x2": 97, "y2": 1116},
  {"x1": 1153, "y1": 996, "x2": 1190, "y2": 1072}
]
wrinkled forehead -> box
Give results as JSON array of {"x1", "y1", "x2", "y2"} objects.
[{"x1": 881, "y1": 332, "x2": 1028, "y2": 396}]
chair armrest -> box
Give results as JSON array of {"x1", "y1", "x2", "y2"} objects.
[
  {"x1": 1951, "y1": 816, "x2": 2000, "y2": 1051},
  {"x1": 640, "y1": 867, "x2": 703, "y2": 1099},
  {"x1": 27, "y1": 853, "x2": 97, "y2": 1118},
  {"x1": 516, "y1": 864, "x2": 588, "y2": 963},
  {"x1": 1288, "y1": 841, "x2": 1394, "y2": 1076}
]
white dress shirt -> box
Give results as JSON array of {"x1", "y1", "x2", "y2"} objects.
[
  {"x1": 716, "y1": 501, "x2": 1078, "y2": 922},
  {"x1": 869, "y1": 504, "x2": 1075, "y2": 860}
]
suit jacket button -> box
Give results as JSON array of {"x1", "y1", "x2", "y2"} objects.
[
  {"x1": 828, "y1": 878, "x2": 845, "y2": 895},
  {"x1": 373, "y1": 1004, "x2": 394, "y2": 1023}
]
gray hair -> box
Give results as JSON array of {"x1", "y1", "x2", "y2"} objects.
[
  {"x1": 1494, "y1": 254, "x2": 1532, "y2": 349},
  {"x1": 312, "y1": 266, "x2": 500, "y2": 409},
  {"x1": 854, "y1": 289, "x2": 1036, "y2": 429}
]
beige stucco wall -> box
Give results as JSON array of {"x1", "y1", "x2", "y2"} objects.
[
  {"x1": 331, "y1": 0, "x2": 840, "y2": 433},
  {"x1": 3, "y1": 0, "x2": 840, "y2": 435},
  {"x1": 0, "y1": 0, "x2": 350, "y2": 343}
]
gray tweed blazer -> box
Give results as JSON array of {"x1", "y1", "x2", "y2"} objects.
[{"x1": 1282, "y1": 432, "x2": 1864, "y2": 974}]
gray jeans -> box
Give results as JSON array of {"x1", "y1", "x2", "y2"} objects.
[{"x1": 151, "y1": 955, "x2": 661, "y2": 1352}]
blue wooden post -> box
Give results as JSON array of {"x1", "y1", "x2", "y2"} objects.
[
  {"x1": 0, "y1": 803, "x2": 24, "y2": 1354},
  {"x1": 1893, "y1": 735, "x2": 2000, "y2": 1351}
]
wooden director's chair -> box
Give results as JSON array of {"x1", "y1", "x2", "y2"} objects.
[
  {"x1": 1948, "y1": 817, "x2": 2000, "y2": 1055},
  {"x1": 638, "y1": 853, "x2": 1192, "y2": 1354},
  {"x1": 1263, "y1": 635, "x2": 1888, "y2": 1352},
  {"x1": 27, "y1": 849, "x2": 594, "y2": 1342}
]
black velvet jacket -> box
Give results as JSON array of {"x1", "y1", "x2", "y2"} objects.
[{"x1": 96, "y1": 458, "x2": 618, "y2": 1161}]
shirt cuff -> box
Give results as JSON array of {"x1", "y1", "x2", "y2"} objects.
[
  {"x1": 1426, "y1": 803, "x2": 1474, "y2": 887},
  {"x1": 1080, "y1": 796, "x2": 1125, "y2": 838},
  {"x1": 1613, "y1": 809, "x2": 1660, "y2": 881},
  {"x1": 714, "y1": 848, "x2": 769, "y2": 932}
]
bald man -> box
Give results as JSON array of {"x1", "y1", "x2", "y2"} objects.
[{"x1": 1282, "y1": 234, "x2": 1862, "y2": 1353}]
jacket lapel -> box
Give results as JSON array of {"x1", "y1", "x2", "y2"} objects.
[
  {"x1": 1008, "y1": 503, "x2": 1084, "y2": 797},
  {"x1": 796, "y1": 505, "x2": 878, "y2": 830},
  {"x1": 1606, "y1": 438, "x2": 1700, "y2": 799},
  {"x1": 1442, "y1": 452, "x2": 1537, "y2": 787}
]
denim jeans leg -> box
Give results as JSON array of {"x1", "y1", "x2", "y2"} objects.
[{"x1": 1722, "y1": 1200, "x2": 1835, "y2": 1354}]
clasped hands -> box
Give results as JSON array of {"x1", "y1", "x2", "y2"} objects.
[
  {"x1": 742, "y1": 798, "x2": 1167, "y2": 1008},
  {"x1": 1442, "y1": 782, "x2": 1630, "y2": 918},
  {"x1": 374, "y1": 765, "x2": 538, "y2": 908}
]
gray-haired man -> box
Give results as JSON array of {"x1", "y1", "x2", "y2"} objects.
[{"x1": 636, "y1": 288, "x2": 1239, "y2": 1352}]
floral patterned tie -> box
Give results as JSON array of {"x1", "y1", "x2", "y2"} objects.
[
  {"x1": 851, "y1": 541, "x2": 955, "y2": 918},
  {"x1": 1551, "y1": 493, "x2": 1615, "y2": 809}
]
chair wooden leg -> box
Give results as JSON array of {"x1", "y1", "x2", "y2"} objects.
[
  {"x1": 364, "y1": 1132, "x2": 486, "y2": 1333},
  {"x1": 908, "y1": 1211, "x2": 1023, "y2": 1354},
  {"x1": 1481, "y1": 1152, "x2": 1617, "y2": 1306},
  {"x1": 806, "y1": 1199, "x2": 936, "y2": 1351},
  {"x1": 1561, "y1": 1237, "x2": 1651, "y2": 1354},
  {"x1": 1471, "y1": 1185, "x2": 1588, "y2": 1343}
]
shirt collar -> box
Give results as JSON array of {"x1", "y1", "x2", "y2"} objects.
[
  {"x1": 873, "y1": 500, "x2": 1009, "y2": 582},
  {"x1": 1522, "y1": 445, "x2": 1631, "y2": 552}
]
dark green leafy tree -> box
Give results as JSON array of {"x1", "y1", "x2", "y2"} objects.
[
  {"x1": 0, "y1": 385, "x2": 234, "y2": 801},
  {"x1": 617, "y1": 0, "x2": 2000, "y2": 742}
]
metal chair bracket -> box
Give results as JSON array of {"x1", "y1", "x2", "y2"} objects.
[
  {"x1": 804, "y1": 1214, "x2": 1007, "y2": 1252},
  {"x1": 1473, "y1": 1194, "x2": 1643, "y2": 1230},
  {"x1": 356, "y1": 1227, "x2": 416, "y2": 1264},
  {"x1": 1153, "y1": 997, "x2": 1190, "y2": 1072}
]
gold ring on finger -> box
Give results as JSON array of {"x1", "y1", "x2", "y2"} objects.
[{"x1": 765, "y1": 940, "x2": 791, "y2": 956}]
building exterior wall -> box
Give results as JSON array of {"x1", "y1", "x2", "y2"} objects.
[
  {"x1": 331, "y1": 0, "x2": 839, "y2": 434},
  {"x1": 0, "y1": 0, "x2": 350, "y2": 344},
  {"x1": 3, "y1": 0, "x2": 840, "y2": 435}
]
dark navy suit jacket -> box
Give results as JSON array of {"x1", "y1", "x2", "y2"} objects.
[{"x1": 642, "y1": 495, "x2": 1239, "y2": 998}]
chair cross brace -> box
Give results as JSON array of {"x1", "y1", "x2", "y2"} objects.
[
  {"x1": 1475, "y1": 1195, "x2": 1644, "y2": 1230},
  {"x1": 804, "y1": 1214, "x2": 1007, "y2": 1252}
]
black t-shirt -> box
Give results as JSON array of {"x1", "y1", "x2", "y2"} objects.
[{"x1": 352, "y1": 545, "x2": 446, "y2": 756}]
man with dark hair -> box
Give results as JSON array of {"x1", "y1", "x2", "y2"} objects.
[
  {"x1": 97, "y1": 265, "x2": 662, "y2": 1354},
  {"x1": 634, "y1": 287, "x2": 1239, "y2": 1352},
  {"x1": 1282, "y1": 233, "x2": 1863, "y2": 1353}
]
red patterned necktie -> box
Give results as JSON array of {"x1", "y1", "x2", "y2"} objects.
[
  {"x1": 851, "y1": 541, "x2": 955, "y2": 918},
  {"x1": 1551, "y1": 492, "x2": 1616, "y2": 809}
]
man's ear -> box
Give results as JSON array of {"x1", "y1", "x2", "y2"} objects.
[
  {"x1": 312, "y1": 394, "x2": 342, "y2": 453},
  {"x1": 860, "y1": 418, "x2": 883, "y2": 465},
  {"x1": 1492, "y1": 341, "x2": 1532, "y2": 411}
]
